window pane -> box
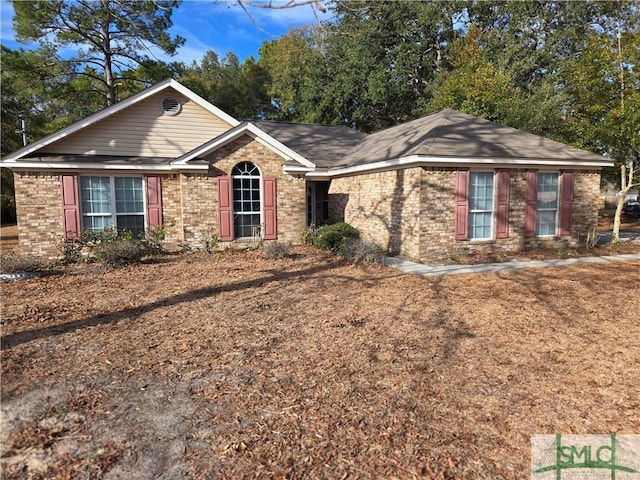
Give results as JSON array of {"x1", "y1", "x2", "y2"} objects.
[
  {"x1": 468, "y1": 172, "x2": 494, "y2": 240},
  {"x1": 536, "y1": 173, "x2": 558, "y2": 235},
  {"x1": 233, "y1": 213, "x2": 260, "y2": 238},
  {"x1": 537, "y1": 173, "x2": 558, "y2": 209},
  {"x1": 115, "y1": 177, "x2": 143, "y2": 214},
  {"x1": 117, "y1": 214, "x2": 145, "y2": 237},
  {"x1": 82, "y1": 215, "x2": 113, "y2": 232},
  {"x1": 232, "y1": 162, "x2": 261, "y2": 238},
  {"x1": 470, "y1": 212, "x2": 492, "y2": 240},
  {"x1": 469, "y1": 172, "x2": 494, "y2": 210},
  {"x1": 537, "y1": 211, "x2": 556, "y2": 236},
  {"x1": 80, "y1": 176, "x2": 111, "y2": 214}
]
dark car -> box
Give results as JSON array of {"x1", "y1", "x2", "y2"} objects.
[{"x1": 622, "y1": 200, "x2": 640, "y2": 220}]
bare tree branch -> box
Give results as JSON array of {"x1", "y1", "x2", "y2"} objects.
[{"x1": 237, "y1": 0, "x2": 326, "y2": 13}]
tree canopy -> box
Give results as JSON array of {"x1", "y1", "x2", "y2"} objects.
[
  {"x1": 11, "y1": 0, "x2": 184, "y2": 106},
  {"x1": 3, "y1": 0, "x2": 639, "y2": 183}
]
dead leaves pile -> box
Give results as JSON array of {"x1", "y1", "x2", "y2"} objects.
[{"x1": 2, "y1": 248, "x2": 639, "y2": 479}]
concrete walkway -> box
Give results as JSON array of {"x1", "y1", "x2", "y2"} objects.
[{"x1": 384, "y1": 253, "x2": 640, "y2": 276}]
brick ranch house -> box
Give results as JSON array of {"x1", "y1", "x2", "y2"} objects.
[{"x1": 1, "y1": 79, "x2": 612, "y2": 264}]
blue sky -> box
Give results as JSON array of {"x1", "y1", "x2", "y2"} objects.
[{"x1": 0, "y1": 0, "x2": 331, "y2": 64}]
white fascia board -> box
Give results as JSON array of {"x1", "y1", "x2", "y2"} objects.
[
  {"x1": 2, "y1": 79, "x2": 239, "y2": 162},
  {"x1": 318, "y1": 155, "x2": 613, "y2": 178},
  {"x1": 283, "y1": 164, "x2": 315, "y2": 174},
  {"x1": 5, "y1": 161, "x2": 216, "y2": 173},
  {"x1": 247, "y1": 124, "x2": 316, "y2": 169},
  {"x1": 172, "y1": 122, "x2": 317, "y2": 170},
  {"x1": 173, "y1": 164, "x2": 209, "y2": 172},
  {"x1": 5, "y1": 161, "x2": 174, "y2": 171},
  {"x1": 167, "y1": 80, "x2": 239, "y2": 127},
  {"x1": 171, "y1": 123, "x2": 253, "y2": 164}
]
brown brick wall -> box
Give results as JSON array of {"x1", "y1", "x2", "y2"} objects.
[
  {"x1": 329, "y1": 168, "x2": 423, "y2": 259},
  {"x1": 158, "y1": 174, "x2": 183, "y2": 250},
  {"x1": 330, "y1": 168, "x2": 602, "y2": 265},
  {"x1": 13, "y1": 171, "x2": 63, "y2": 257},
  {"x1": 204, "y1": 135, "x2": 306, "y2": 245},
  {"x1": 9, "y1": 164, "x2": 602, "y2": 262},
  {"x1": 567, "y1": 170, "x2": 601, "y2": 243},
  {"x1": 179, "y1": 173, "x2": 218, "y2": 250}
]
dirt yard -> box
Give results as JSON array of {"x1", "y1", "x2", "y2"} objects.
[{"x1": 1, "y1": 247, "x2": 639, "y2": 479}]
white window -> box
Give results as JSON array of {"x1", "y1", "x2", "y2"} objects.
[
  {"x1": 80, "y1": 176, "x2": 145, "y2": 237},
  {"x1": 468, "y1": 171, "x2": 494, "y2": 240},
  {"x1": 232, "y1": 162, "x2": 261, "y2": 238},
  {"x1": 536, "y1": 172, "x2": 559, "y2": 236}
]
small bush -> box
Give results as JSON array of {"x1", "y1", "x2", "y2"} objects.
[
  {"x1": 263, "y1": 241, "x2": 292, "y2": 259},
  {"x1": 301, "y1": 223, "x2": 319, "y2": 246},
  {"x1": 58, "y1": 238, "x2": 84, "y2": 264},
  {"x1": 342, "y1": 238, "x2": 384, "y2": 264},
  {"x1": 308, "y1": 222, "x2": 359, "y2": 254},
  {"x1": 92, "y1": 238, "x2": 148, "y2": 267},
  {"x1": 0, "y1": 254, "x2": 48, "y2": 274},
  {"x1": 143, "y1": 225, "x2": 168, "y2": 254}
]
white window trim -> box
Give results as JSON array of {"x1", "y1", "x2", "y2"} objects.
[
  {"x1": 468, "y1": 171, "x2": 495, "y2": 241},
  {"x1": 231, "y1": 163, "x2": 263, "y2": 240},
  {"x1": 536, "y1": 172, "x2": 559, "y2": 237},
  {"x1": 80, "y1": 175, "x2": 147, "y2": 234}
]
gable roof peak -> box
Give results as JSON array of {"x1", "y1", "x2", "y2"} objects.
[{"x1": 2, "y1": 79, "x2": 239, "y2": 162}]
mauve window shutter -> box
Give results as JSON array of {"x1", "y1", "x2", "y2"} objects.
[
  {"x1": 524, "y1": 170, "x2": 538, "y2": 237},
  {"x1": 145, "y1": 175, "x2": 163, "y2": 228},
  {"x1": 495, "y1": 169, "x2": 510, "y2": 239},
  {"x1": 60, "y1": 174, "x2": 80, "y2": 239},
  {"x1": 559, "y1": 171, "x2": 575, "y2": 236},
  {"x1": 262, "y1": 177, "x2": 277, "y2": 240},
  {"x1": 454, "y1": 169, "x2": 469, "y2": 241},
  {"x1": 217, "y1": 176, "x2": 234, "y2": 241}
]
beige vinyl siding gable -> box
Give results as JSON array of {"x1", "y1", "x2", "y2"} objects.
[{"x1": 43, "y1": 88, "x2": 233, "y2": 158}]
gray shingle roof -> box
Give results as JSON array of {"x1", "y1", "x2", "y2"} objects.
[
  {"x1": 254, "y1": 121, "x2": 367, "y2": 168},
  {"x1": 336, "y1": 109, "x2": 607, "y2": 167}
]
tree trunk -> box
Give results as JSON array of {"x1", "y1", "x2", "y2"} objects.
[
  {"x1": 102, "y1": 0, "x2": 116, "y2": 106},
  {"x1": 612, "y1": 163, "x2": 639, "y2": 243},
  {"x1": 612, "y1": 190, "x2": 624, "y2": 243}
]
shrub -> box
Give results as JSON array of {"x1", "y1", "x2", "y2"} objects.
[
  {"x1": 0, "y1": 254, "x2": 48, "y2": 274},
  {"x1": 202, "y1": 229, "x2": 220, "y2": 254},
  {"x1": 58, "y1": 238, "x2": 84, "y2": 264},
  {"x1": 342, "y1": 238, "x2": 384, "y2": 264},
  {"x1": 308, "y1": 222, "x2": 359, "y2": 254},
  {"x1": 143, "y1": 225, "x2": 168, "y2": 254},
  {"x1": 263, "y1": 241, "x2": 292, "y2": 259},
  {"x1": 301, "y1": 223, "x2": 319, "y2": 246},
  {"x1": 92, "y1": 238, "x2": 148, "y2": 267}
]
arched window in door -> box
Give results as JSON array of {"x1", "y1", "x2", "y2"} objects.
[{"x1": 232, "y1": 162, "x2": 261, "y2": 238}]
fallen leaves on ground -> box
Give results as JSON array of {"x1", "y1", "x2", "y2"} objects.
[{"x1": 1, "y1": 247, "x2": 639, "y2": 479}]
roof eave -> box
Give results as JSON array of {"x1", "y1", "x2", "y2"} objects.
[
  {"x1": 316, "y1": 155, "x2": 613, "y2": 178},
  {"x1": 4, "y1": 161, "x2": 174, "y2": 171}
]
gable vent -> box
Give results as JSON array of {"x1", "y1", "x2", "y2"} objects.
[{"x1": 161, "y1": 96, "x2": 181, "y2": 116}]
